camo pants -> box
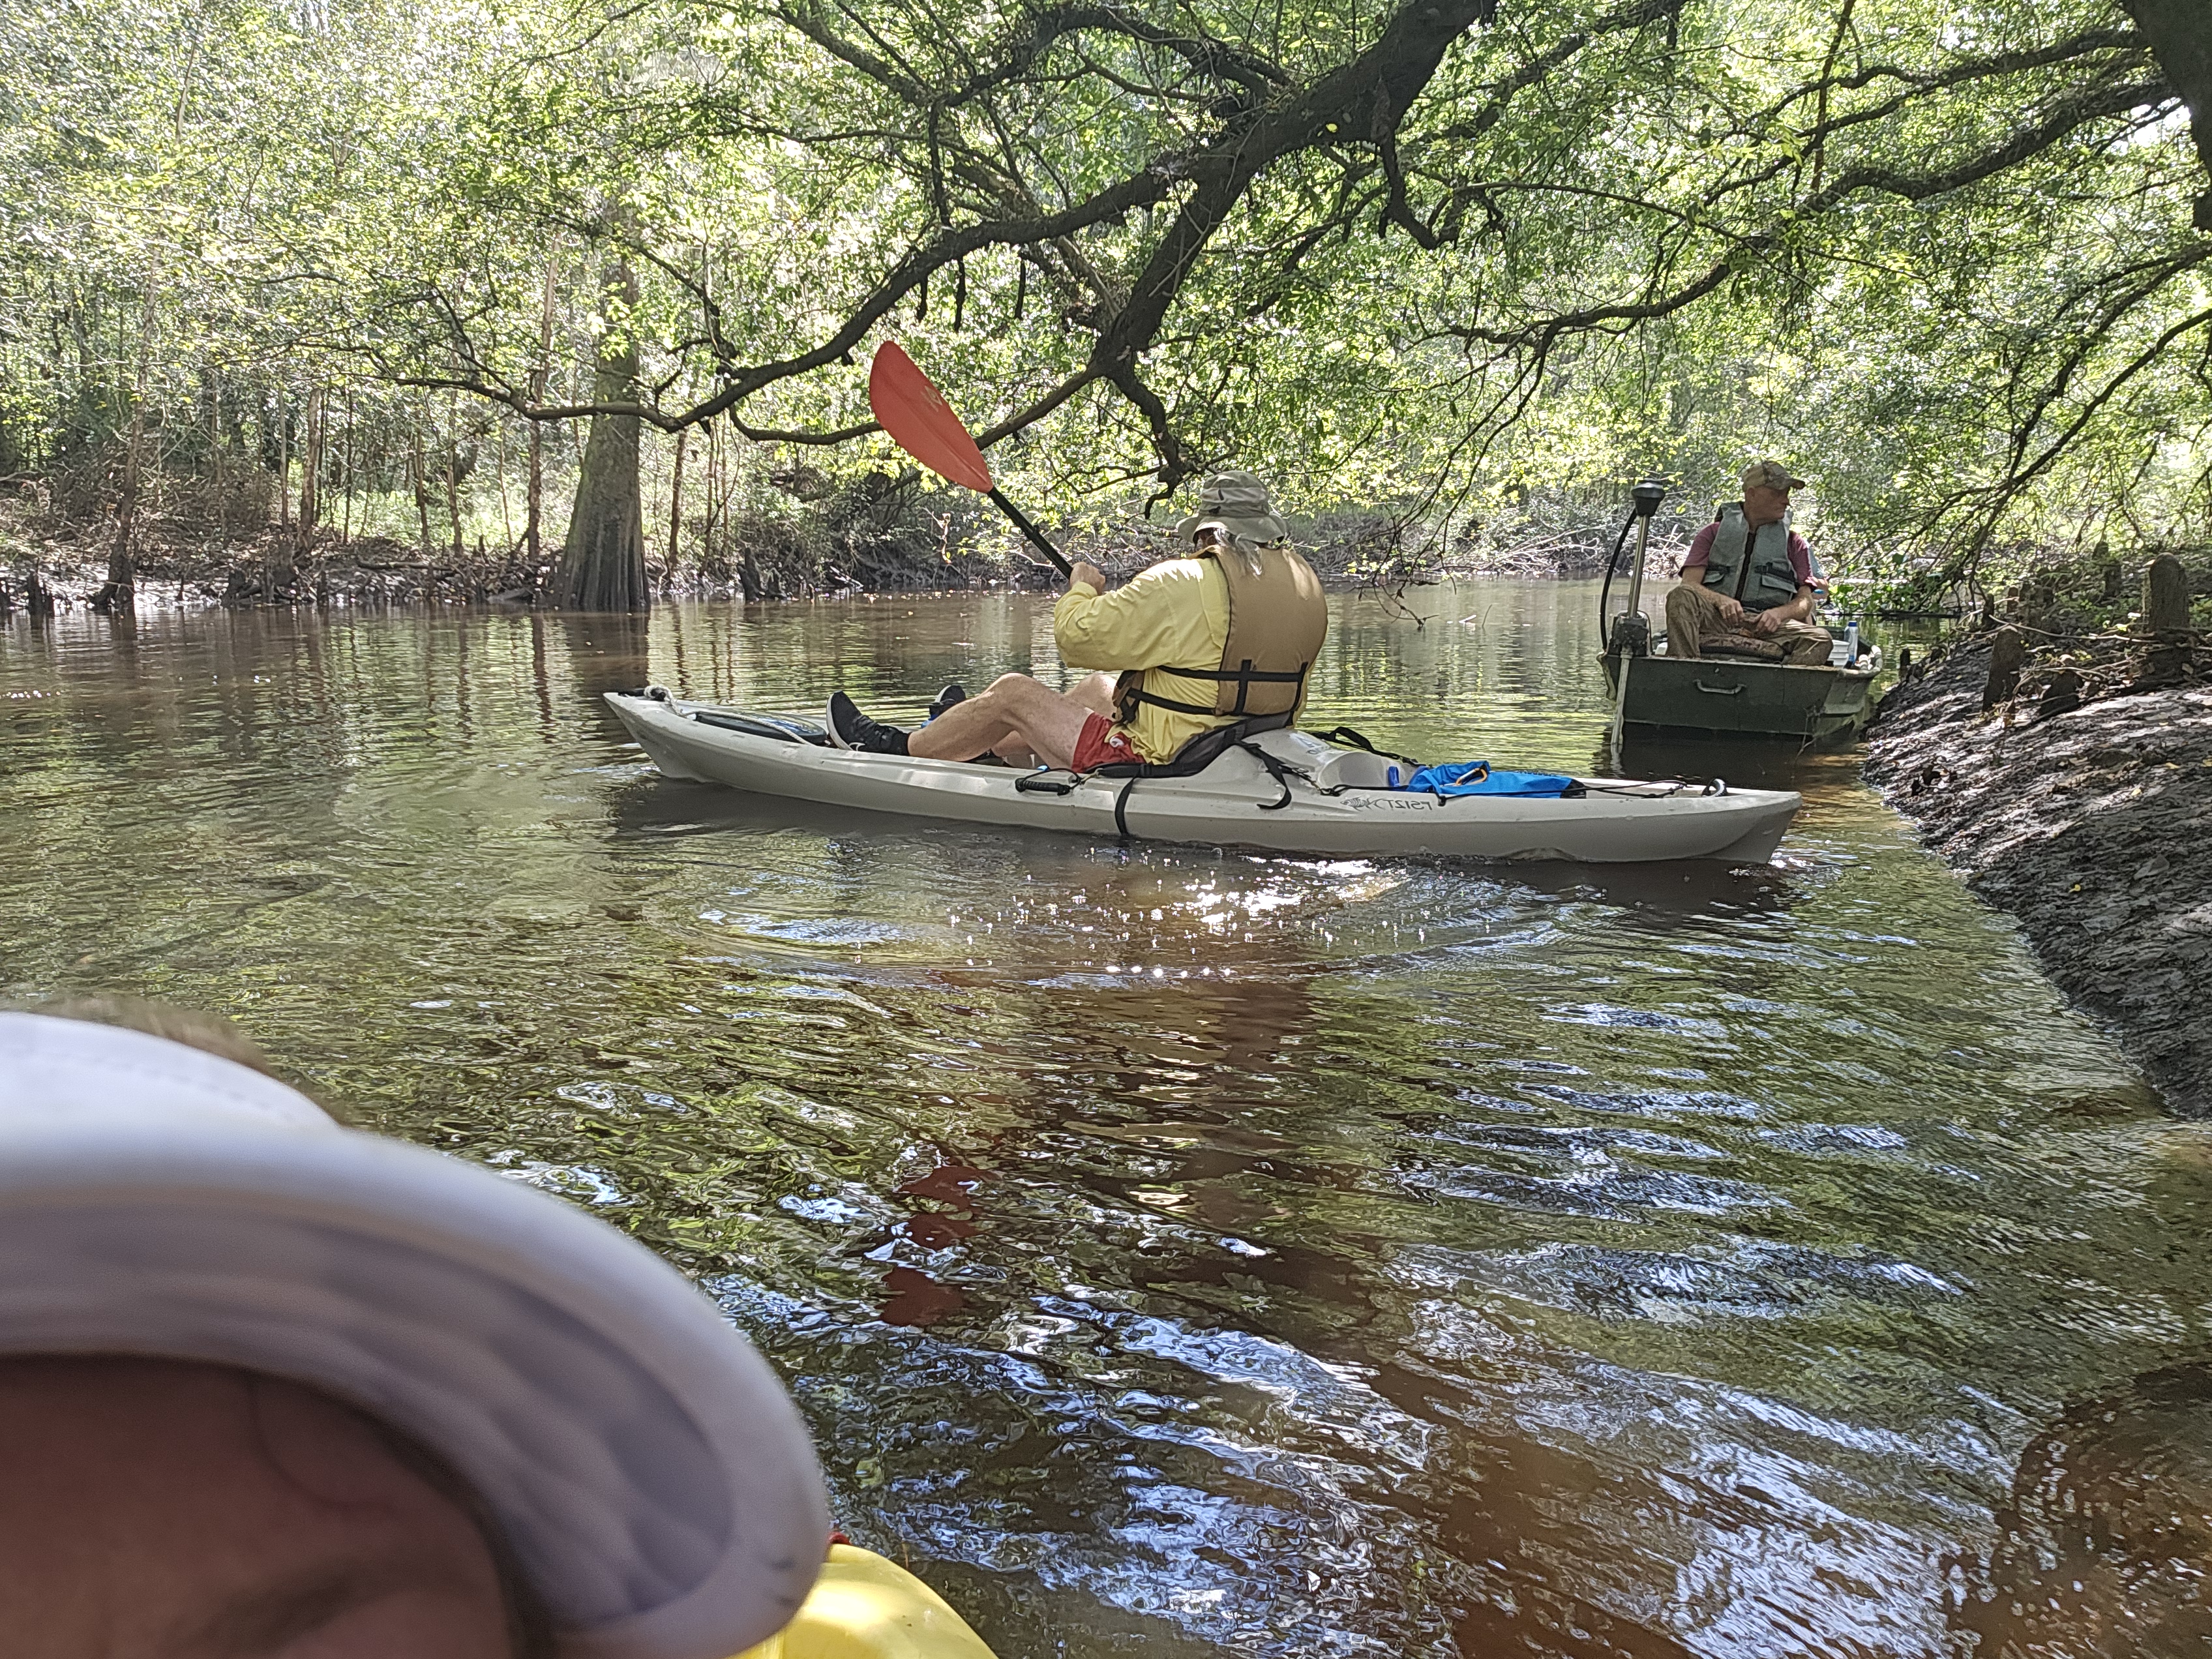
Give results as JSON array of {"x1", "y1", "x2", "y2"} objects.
[{"x1": 1665, "y1": 581, "x2": 1831, "y2": 666}]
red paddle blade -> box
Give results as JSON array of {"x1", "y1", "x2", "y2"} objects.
[{"x1": 869, "y1": 341, "x2": 994, "y2": 494}]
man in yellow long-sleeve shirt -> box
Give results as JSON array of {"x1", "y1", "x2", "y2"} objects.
[{"x1": 827, "y1": 473, "x2": 1323, "y2": 771}]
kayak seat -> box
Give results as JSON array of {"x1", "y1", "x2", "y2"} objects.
[
  {"x1": 1090, "y1": 711, "x2": 1295, "y2": 779},
  {"x1": 1011, "y1": 712, "x2": 1300, "y2": 835},
  {"x1": 1016, "y1": 713, "x2": 1294, "y2": 796}
]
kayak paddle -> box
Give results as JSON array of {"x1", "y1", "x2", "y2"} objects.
[{"x1": 867, "y1": 342, "x2": 1071, "y2": 575}]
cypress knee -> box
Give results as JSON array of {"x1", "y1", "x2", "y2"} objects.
[
  {"x1": 2137, "y1": 554, "x2": 2192, "y2": 686},
  {"x1": 1982, "y1": 626, "x2": 2025, "y2": 710},
  {"x1": 2144, "y1": 554, "x2": 2190, "y2": 633}
]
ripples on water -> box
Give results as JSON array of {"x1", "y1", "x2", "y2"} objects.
[{"x1": 5, "y1": 585, "x2": 2211, "y2": 1658}]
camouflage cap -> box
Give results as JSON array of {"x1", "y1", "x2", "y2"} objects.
[
  {"x1": 1173, "y1": 471, "x2": 1290, "y2": 545},
  {"x1": 1742, "y1": 459, "x2": 1808, "y2": 492}
]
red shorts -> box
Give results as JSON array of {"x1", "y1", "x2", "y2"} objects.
[{"x1": 1071, "y1": 713, "x2": 1139, "y2": 772}]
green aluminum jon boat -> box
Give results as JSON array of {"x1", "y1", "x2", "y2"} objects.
[
  {"x1": 1600, "y1": 635, "x2": 1883, "y2": 747},
  {"x1": 1592, "y1": 479, "x2": 1883, "y2": 749}
]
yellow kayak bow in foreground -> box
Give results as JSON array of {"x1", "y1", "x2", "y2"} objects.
[{"x1": 736, "y1": 1544, "x2": 1001, "y2": 1659}]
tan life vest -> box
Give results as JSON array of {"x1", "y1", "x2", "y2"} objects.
[{"x1": 1114, "y1": 543, "x2": 1328, "y2": 726}]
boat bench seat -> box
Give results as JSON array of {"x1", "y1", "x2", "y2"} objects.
[{"x1": 1698, "y1": 636, "x2": 1790, "y2": 663}]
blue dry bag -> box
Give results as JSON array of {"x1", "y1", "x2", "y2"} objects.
[{"x1": 1405, "y1": 761, "x2": 1583, "y2": 799}]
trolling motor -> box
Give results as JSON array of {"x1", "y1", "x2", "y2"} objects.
[
  {"x1": 1604, "y1": 477, "x2": 1670, "y2": 659},
  {"x1": 1605, "y1": 477, "x2": 1669, "y2": 754}
]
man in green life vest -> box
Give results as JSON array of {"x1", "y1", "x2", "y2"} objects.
[{"x1": 1663, "y1": 460, "x2": 1834, "y2": 666}]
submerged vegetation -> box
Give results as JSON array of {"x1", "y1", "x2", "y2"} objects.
[{"x1": 1, "y1": 0, "x2": 2207, "y2": 606}]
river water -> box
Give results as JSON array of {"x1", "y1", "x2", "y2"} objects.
[{"x1": 5, "y1": 583, "x2": 2209, "y2": 1657}]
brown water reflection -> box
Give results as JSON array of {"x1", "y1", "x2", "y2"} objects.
[
  {"x1": 4, "y1": 585, "x2": 2210, "y2": 1658},
  {"x1": 1955, "y1": 1360, "x2": 2212, "y2": 1656}
]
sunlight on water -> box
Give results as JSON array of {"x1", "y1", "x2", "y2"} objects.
[{"x1": 5, "y1": 584, "x2": 2209, "y2": 1658}]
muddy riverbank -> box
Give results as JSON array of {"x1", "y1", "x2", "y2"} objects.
[{"x1": 1866, "y1": 638, "x2": 2212, "y2": 1116}]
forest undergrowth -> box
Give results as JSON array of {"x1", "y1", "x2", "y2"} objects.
[{"x1": 0, "y1": 452, "x2": 1713, "y2": 610}]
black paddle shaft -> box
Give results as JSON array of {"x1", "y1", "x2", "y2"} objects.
[{"x1": 985, "y1": 488, "x2": 1073, "y2": 576}]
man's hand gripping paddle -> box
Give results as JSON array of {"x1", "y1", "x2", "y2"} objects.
[{"x1": 867, "y1": 342, "x2": 1071, "y2": 576}]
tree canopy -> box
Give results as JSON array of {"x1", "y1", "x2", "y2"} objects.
[{"x1": 3, "y1": 0, "x2": 2207, "y2": 600}]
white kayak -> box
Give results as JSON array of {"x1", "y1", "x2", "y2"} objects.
[{"x1": 606, "y1": 690, "x2": 1800, "y2": 863}]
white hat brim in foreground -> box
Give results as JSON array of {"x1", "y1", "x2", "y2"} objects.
[{"x1": 0, "y1": 1013, "x2": 829, "y2": 1659}]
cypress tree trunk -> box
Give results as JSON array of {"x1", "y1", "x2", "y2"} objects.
[
  {"x1": 95, "y1": 396, "x2": 142, "y2": 614},
  {"x1": 445, "y1": 394, "x2": 464, "y2": 560},
  {"x1": 411, "y1": 425, "x2": 433, "y2": 560},
  {"x1": 339, "y1": 389, "x2": 355, "y2": 546},
  {"x1": 526, "y1": 417, "x2": 544, "y2": 569},
  {"x1": 526, "y1": 248, "x2": 558, "y2": 578},
  {"x1": 666, "y1": 428, "x2": 685, "y2": 593},
  {"x1": 556, "y1": 259, "x2": 648, "y2": 612},
  {"x1": 95, "y1": 289, "x2": 156, "y2": 614},
  {"x1": 295, "y1": 385, "x2": 322, "y2": 556}
]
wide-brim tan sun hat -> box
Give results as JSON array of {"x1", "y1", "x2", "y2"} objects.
[
  {"x1": 1173, "y1": 470, "x2": 1290, "y2": 544},
  {"x1": 0, "y1": 1011, "x2": 830, "y2": 1659}
]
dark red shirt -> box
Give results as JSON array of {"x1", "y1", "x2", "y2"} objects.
[{"x1": 1681, "y1": 521, "x2": 1823, "y2": 591}]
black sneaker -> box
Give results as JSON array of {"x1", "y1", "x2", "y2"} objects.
[
  {"x1": 927, "y1": 683, "x2": 968, "y2": 721},
  {"x1": 826, "y1": 691, "x2": 910, "y2": 755}
]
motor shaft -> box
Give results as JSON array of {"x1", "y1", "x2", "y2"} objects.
[{"x1": 1608, "y1": 477, "x2": 1669, "y2": 755}]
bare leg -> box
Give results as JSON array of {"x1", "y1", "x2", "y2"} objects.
[
  {"x1": 1068, "y1": 672, "x2": 1117, "y2": 715},
  {"x1": 983, "y1": 674, "x2": 1117, "y2": 765},
  {"x1": 908, "y1": 673, "x2": 1096, "y2": 768}
]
